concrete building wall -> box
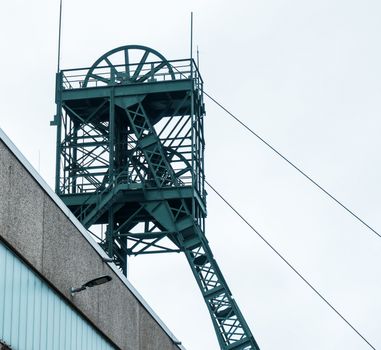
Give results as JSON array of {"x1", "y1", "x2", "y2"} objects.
[{"x1": 0, "y1": 130, "x2": 184, "y2": 350}]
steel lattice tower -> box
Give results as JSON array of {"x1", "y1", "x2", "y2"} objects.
[{"x1": 52, "y1": 45, "x2": 260, "y2": 350}]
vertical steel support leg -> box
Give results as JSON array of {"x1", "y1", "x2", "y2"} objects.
[
  {"x1": 106, "y1": 209, "x2": 115, "y2": 259},
  {"x1": 109, "y1": 88, "x2": 115, "y2": 185},
  {"x1": 54, "y1": 72, "x2": 63, "y2": 194}
]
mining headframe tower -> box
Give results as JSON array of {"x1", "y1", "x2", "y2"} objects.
[{"x1": 51, "y1": 44, "x2": 260, "y2": 350}]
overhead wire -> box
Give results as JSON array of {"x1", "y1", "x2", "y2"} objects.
[
  {"x1": 205, "y1": 179, "x2": 376, "y2": 350},
  {"x1": 203, "y1": 91, "x2": 381, "y2": 240},
  {"x1": 170, "y1": 63, "x2": 377, "y2": 346},
  {"x1": 169, "y1": 49, "x2": 378, "y2": 348}
]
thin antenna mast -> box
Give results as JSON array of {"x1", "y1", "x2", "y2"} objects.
[
  {"x1": 57, "y1": 0, "x2": 63, "y2": 72},
  {"x1": 190, "y1": 12, "x2": 193, "y2": 61}
]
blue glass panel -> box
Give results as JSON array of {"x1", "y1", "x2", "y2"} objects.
[{"x1": 0, "y1": 243, "x2": 115, "y2": 350}]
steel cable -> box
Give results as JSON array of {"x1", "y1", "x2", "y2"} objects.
[
  {"x1": 204, "y1": 91, "x2": 381, "y2": 240},
  {"x1": 169, "y1": 64, "x2": 377, "y2": 346},
  {"x1": 205, "y1": 179, "x2": 377, "y2": 350}
]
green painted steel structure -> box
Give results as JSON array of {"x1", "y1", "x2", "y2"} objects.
[{"x1": 52, "y1": 45, "x2": 260, "y2": 350}]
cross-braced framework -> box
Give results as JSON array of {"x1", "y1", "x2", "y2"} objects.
[{"x1": 53, "y1": 45, "x2": 260, "y2": 350}]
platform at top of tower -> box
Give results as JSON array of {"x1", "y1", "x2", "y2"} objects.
[
  {"x1": 57, "y1": 45, "x2": 203, "y2": 122},
  {"x1": 58, "y1": 45, "x2": 203, "y2": 96}
]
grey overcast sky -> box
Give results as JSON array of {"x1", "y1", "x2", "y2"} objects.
[{"x1": 1, "y1": 0, "x2": 381, "y2": 349}]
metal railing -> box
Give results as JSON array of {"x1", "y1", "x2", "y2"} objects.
[{"x1": 60, "y1": 59, "x2": 203, "y2": 92}]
